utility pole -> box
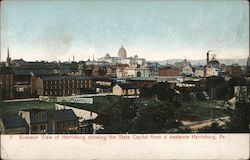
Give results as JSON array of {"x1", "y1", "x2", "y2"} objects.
[{"x1": 210, "y1": 87, "x2": 215, "y2": 120}]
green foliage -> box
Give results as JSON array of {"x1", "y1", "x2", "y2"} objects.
[
  {"x1": 130, "y1": 100, "x2": 181, "y2": 133},
  {"x1": 103, "y1": 98, "x2": 183, "y2": 134},
  {"x1": 228, "y1": 77, "x2": 246, "y2": 98},
  {"x1": 226, "y1": 101, "x2": 250, "y2": 132},
  {"x1": 206, "y1": 76, "x2": 229, "y2": 100}
]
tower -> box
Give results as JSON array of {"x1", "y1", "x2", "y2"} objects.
[
  {"x1": 206, "y1": 51, "x2": 210, "y2": 65},
  {"x1": 0, "y1": 48, "x2": 14, "y2": 99},
  {"x1": 5, "y1": 47, "x2": 11, "y2": 67},
  {"x1": 118, "y1": 46, "x2": 127, "y2": 59}
]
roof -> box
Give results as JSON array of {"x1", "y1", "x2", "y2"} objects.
[
  {"x1": 40, "y1": 75, "x2": 92, "y2": 81},
  {"x1": 0, "y1": 67, "x2": 14, "y2": 74},
  {"x1": 1, "y1": 116, "x2": 27, "y2": 129},
  {"x1": 48, "y1": 109, "x2": 78, "y2": 122},
  {"x1": 20, "y1": 108, "x2": 46, "y2": 113},
  {"x1": 115, "y1": 83, "x2": 139, "y2": 89}
]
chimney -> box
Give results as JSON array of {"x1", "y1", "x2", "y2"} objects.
[{"x1": 206, "y1": 51, "x2": 210, "y2": 65}]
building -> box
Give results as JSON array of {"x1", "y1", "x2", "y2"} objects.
[
  {"x1": 19, "y1": 109, "x2": 48, "y2": 134},
  {"x1": 194, "y1": 67, "x2": 205, "y2": 77},
  {"x1": 118, "y1": 46, "x2": 127, "y2": 59},
  {"x1": 126, "y1": 77, "x2": 157, "y2": 87},
  {"x1": 35, "y1": 75, "x2": 93, "y2": 96},
  {"x1": 123, "y1": 67, "x2": 150, "y2": 77},
  {"x1": 182, "y1": 65, "x2": 193, "y2": 76},
  {"x1": 98, "y1": 46, "x2": 147, "y2": 66},
  {"x1": 112, "y1": 83, "x2": 140, "y2": 98},
  {"x1": 158, "y1": 66, "x2": 180, "y2": 76},
  {"x1": 0, "y1": 49, "x2": 14, "y2": 99},
  {"x1": 147, "y1": 62, "x2": 159, "y2": 77},
  {"x1": 95, "y1": 78, "x2": 115, "y2": 93},
  {"x1": 47, "y1": 109, "x2": 79, "y2": 134},
  {"x1": 205, "y1": 51, "x2": 223, "y2": 77},
  {"x1": 19, "y1": 108, "x2": 79, "y2": 134},
  {"x1": 226, "y1": 64, "x2": 243, "y2": 77},
  {"x1": 174, "y1": 59, "x2": 191, "y2": 68},
  {"x1": 0, "y1": 116, "x2": 28, "y2": 134}
]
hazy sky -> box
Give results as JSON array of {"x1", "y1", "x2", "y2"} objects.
[{"x1": 0, "y1": 0, "x2": 249, "y2": 62}]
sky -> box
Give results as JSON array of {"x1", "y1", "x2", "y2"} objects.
[{"x1": 0, "y1": 0, "x2": 249, "y2": 62}]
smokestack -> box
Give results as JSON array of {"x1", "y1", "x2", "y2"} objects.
[{"x1": 207, "y1": 51, "x2": 209, "y2": 65}]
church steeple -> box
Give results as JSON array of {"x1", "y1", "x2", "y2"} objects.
[{"x1": 5, "y1": 47, "x2": 11, "y2": 67}]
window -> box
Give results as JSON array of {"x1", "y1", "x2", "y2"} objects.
[
  {"x1": 33, "y1": 125, "x2": 38, "y2": 131},
  {"x1": 40, "y1": 125, "x2": 45, "y2": 130},
  {"x1": 36, "y1": 114, "x2": 43, "y2": 121}
]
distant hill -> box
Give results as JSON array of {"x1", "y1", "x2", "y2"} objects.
[{"x1": 156, "y1": 58, "x2": 248, "y2": 66}]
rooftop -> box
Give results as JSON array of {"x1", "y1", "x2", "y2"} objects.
[
  {"x1": 1, "y1": 115, "x2": 27, "y2": 129},
  {"x1": 48, "y1": 109, "x2": 78, "y2": 122}
]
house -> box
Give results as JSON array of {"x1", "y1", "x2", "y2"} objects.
[
  {"x1": 19, "y1": 109, "x2": 48, "y2": 134},
  {"x1": 182, "y1": 65, "x2": 193, "y2": 76},
  {"x1": 112, "y1": 83, "x2": 140, "y2": 98},
  {"x1": 194, "y1": 67, "x2": 205, "y2": 77},
  {"x1": 47, "y1": 109, "x2": 79, "y2": 134},
  {"x1": 19, "y1": 108, "x2": 79, "y2": 134},
  {"x1": 0, "y1": 116, "x2": 28, "y2": 134},
  {"x1": 94, "y1": 78, "x2": 115, "y2": 93},
  {"x1": 55, "y1": 103, "x2": 98, "y2": 122}
]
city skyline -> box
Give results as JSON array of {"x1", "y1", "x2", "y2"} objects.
[{"x1": 1, "y1": 1, "x2": 249, "y2": 62}]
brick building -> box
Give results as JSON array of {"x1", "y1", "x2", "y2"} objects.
[
  {"x1": 35, "y1": 75, "x2": 93, "y2": 96},
  {"x1": 158, "y1": 66, "x2": 180, "y2": 76},
  {"x1": 226, "y1": 65, "x2": 243, "y2": 77}
]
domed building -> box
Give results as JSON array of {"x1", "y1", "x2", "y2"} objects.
[
  {"x1": 208, "y1": 57, "x2": 220, "y2": 68},
  {"x1": 118, "y1": 46, "x2": 127, "y2": 59},
  {"x1": 104, "y1": 53, "x2": 111, "y2": 59}
]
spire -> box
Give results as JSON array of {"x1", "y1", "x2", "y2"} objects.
[
  {"x1": 5, "y1": 47, "x2": 11, "y2": 67},
  {"x1": 7, "y1": 47, "x2": 10, "y2": 59}
]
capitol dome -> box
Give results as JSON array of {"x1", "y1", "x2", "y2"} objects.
[{"x1": 118, "y1": 46, "x2": 127, "y2": 59}]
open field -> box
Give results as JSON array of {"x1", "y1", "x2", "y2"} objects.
[
  {"x1": 0, "y1": 101, "x2": 55, "y2": 116},
  {"x1": 178, "y1": 100, "x2": 228, "y2": 121},
  {"x1": 0, "y1": 97, "x2": 228, "y2": 122}
]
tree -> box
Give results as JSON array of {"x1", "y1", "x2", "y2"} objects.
[
  {"x1": 206, "y1": 76, "x2": 229, "y2": 100},
  {"x1": 103, "y1": 98, "x2": 137, "y2": 133},
  {"x1": 228, "y1": 76, "x2": 246, "y2": 98},
  {"x1": 130, "y1": 100, "x2": 182, "y2": 133},
  {"x1": 226, "y1": 100, "x2": 250, "y2": 132}
]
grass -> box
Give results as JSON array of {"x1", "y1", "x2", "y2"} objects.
[
  {"x1": 0, "y1": 96, "x2": 228, "y2": 122},
  {"x1": 0, "y1": 95, "x2": 121, "y2": 117},
  {"x1": 0, "y1": 101, "x2": 55, "y2": 117},
  {"x1": 178, "y1": 100, "x2": 228, "y2": 121}
]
